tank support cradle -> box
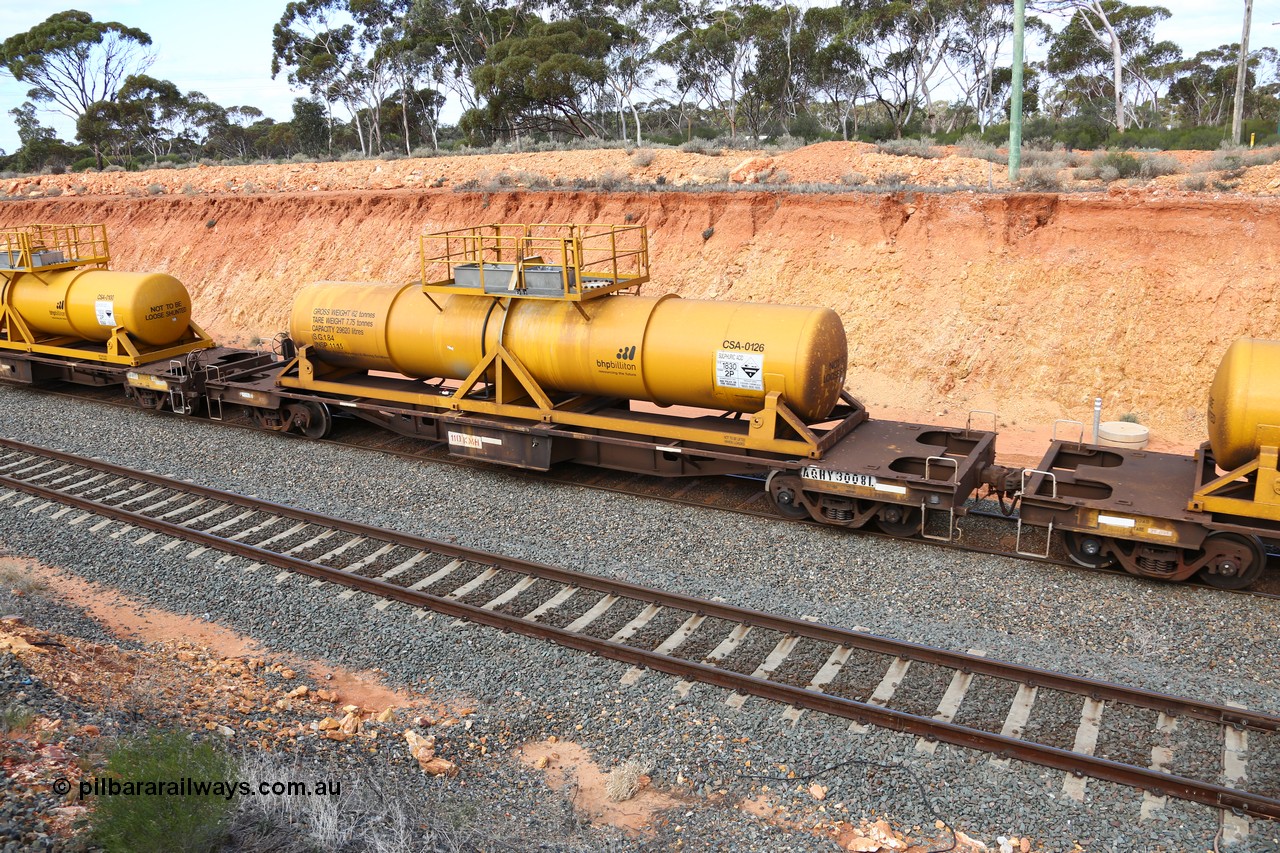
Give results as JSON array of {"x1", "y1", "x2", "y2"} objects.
[
  {"x1": 279, "y1": 343, "x2": 867, "y2": 459},
  {"x1": 1189, "y1": 434, "x2": 1280, "y2": 523},
  {"x1": 0, "y1": 302, "x2": 215, "y2": 368}
]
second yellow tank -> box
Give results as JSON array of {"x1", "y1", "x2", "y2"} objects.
[{"x1": 290, "y1": 282, "x2": 848, "y2": 421}]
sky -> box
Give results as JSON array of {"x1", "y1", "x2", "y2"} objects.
[{"x1": 0, "y1": 0, "x2": 1275, "y2": 156}]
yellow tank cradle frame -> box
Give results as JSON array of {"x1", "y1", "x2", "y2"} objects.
[
  {"x1": 1190, "y1": 429, "x2": 1280, "y2": 523},
  {"x1": 285, "y1": 341, "x2": 863, "y2": 457},
  {"x1": 281, "y1": 222, "x2": 862, "y2": 458},
  {"x1": 0, "y1": 224, "x2": 213, "y2": 367}
]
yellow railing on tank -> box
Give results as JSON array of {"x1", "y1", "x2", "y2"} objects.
[
  {"x1": 0, "y1": 223, "x2": 110, "y2": 274},
  {"x1": 418, "y1": 223, "x2": 649, "y2": 301}
]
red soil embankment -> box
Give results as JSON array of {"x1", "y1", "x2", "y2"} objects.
[{"x1": 4, "y1": 187, "x2": 1278, "y2": 458}]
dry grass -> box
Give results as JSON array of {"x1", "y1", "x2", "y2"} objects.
[
  {"x1": 1018, "y1": 168, "x2": 1062, "y2": 192},
  {"x1": 1, "y1": 704, "x2": 36, "y2": 735},
  {"x1": 227, "y1": 751, "x2": 573, "y2": 853},
  {"x1": 0, "y1": 564, "x2": 46, "y2": 596},
  {"x1": 604, "y1": 758, "x2": 651, "y2": 803},
  {"x1": 876, "y1": 137, "x2": 941, "y2": 159}
]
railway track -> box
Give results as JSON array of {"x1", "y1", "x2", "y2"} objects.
[
  {"x1": 18, "y1": 381, "x2": 1280, "y2": 600},
  {"x1": 2, "y1": 435, "x2": 1279, "y2": 828}
]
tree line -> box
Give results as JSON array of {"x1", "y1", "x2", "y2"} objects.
[{"x1": 2, "y1": 2, "x2": 1277, "y2": 174}]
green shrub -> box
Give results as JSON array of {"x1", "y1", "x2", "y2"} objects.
[
  {"x1": 1204, "y1": 149, "x2": 1244, "y2": 172},
  {"x1": 1069, "y1": 155, "x2": 1103, "y2": 181},
  {"x1": 1100, "y1": 151, "x2": 1141, "y2": 179},
  {"x1": 1, "y1": 704, "x2": 36, "y2": 734},
  {"x1": 956, "y1": 132, "x2": 1004, "y2": 163},
  {"x1": 91, "y1": 730, "x2": 236, "y2": 853},
  {"x1": 1019, "y1": 168, "x2": 1062, "y2": 192},
  {"x1": 679, "y1": 139, "x2": 716, "y2": 154},
  {"x1": 1138, "y1": 155, "x2": 1182, "y2": 178},
  {"x1": 876, "y1": 137, "x2": 940, "y2": 159},
  {"x1": 1021, "y1": 149, "x2": 1068, "y2": 169},
  {"x1": 514, "y1": 170, "x2": 550, "y2": 188},
  {"x1": 598, "y1": 168, "x2": 629, "y2": 190},
  {"x1": 1183, "y1": 174, "x2": 1208, "y2": 191}
]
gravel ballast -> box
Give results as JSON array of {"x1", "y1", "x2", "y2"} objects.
[{"x1": 3, "y1": 385, "x2": 1280, "y2": 851}]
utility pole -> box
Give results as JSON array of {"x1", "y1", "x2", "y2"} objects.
[
  {"x1": 1232, "y1": 0, "x2": 1253, "y2": 145},
  {"x1": 1009, "y1": 0, "x2": 1026, "y2": 182}
]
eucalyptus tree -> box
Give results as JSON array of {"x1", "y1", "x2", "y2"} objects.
[
  {"x1": 438, "y1": 0, "x2": 536, "y2": 118},
  {"x1": 941, "y1": 0, "x2": 1021, "y2": 130},
  {"x1": 741, "y1": 1, "x2": 806, "y2": 136},
  {"x1": 603, "y1": 0, "x2": 659, "y2": 143},
  {"x1": 382, "y1": 1, "x2": 450, "y2": 151},
  {"x1": 654, "y1": 0, "x2": 777, "y2": 139},
  {"x1": 272, "y1": 1, "x2": 360, "y2": 150},
  {"x1": 466, "y1": 16, "x2": 625, "y2": 139},
  {"x1": 798, "y1": 6, "x2": 866, "y2": 140},
  {"x1": 1, "y1": 10, "x2": 155, "y2": 167},
  {"x1": 852, "y1": 0, "x2": 965, "y2": 137},
  {"x1": 1038, "y1": 0, "x2": 1172, "y2": 132},
  {"x1": 273, "y1": 0, "x2": 403, "y2": 154},
  {"x1": 9, "y1": 103, "x2": 62, "y2": 172},
  {"x1": 1167, "y1": 43, "x2": 1279, "y2": 128},
  {"x1": 116, "y1": 74, "x2": 191, "y2": 163}
]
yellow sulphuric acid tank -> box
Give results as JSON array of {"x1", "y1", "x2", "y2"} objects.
[
  {"x1": 6, "y1": 268, "x2": 195, "y2": 347},
  {"x1": 290, "y1": 282, "x2": 849, "y2": 421},
  {"x1": 1206, "y1": 337, "x2": 1280, "y2": 469}
]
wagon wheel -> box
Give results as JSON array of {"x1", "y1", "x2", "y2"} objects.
[
  {"x1": 173, "y1": 395, "x2": 203, "y2": 417},
  {"x1": 287, "y1": 400, "x2": 333, "y2": 440},
  {"x1": 876, "y1": 503, "x2": 921, "y2": 538},
  {"x1": 1062, "y1": 532, "x2": 1116, "y2": 569},
  {"x1": 766, "y1": 473, "x2": 810, "y2": 520},
  {"x1": 1197, "y1": 532, "x2": 1267, "y2": 590}
]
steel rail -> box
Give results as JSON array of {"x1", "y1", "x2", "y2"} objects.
[
  {"x1": 2, "y1": 440, "x2": 1280, "y2": 819},
  {"x1": 2, "y1": 435, "x2": 1275, "y2": 733}
]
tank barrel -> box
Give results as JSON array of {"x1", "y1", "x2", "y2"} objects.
[
  {"x1": 1207, "y1": 338, "x2": 1280, "y2": 470},
  {"x1": 289, "y1": 282, "x2": 848, "y2": 421}
]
